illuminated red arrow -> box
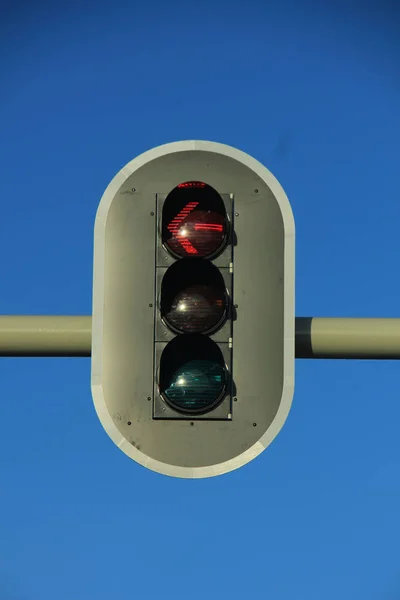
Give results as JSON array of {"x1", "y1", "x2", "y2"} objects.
[
  {"x1": 167, "y1": 202, "x2": 224, "y2": 254},
  {"x1": 167, "y1": 201, "x2": 199, "y2": 254},
  {"x1": 194, "y1": 223, "x2": 223, "y2": 232}
]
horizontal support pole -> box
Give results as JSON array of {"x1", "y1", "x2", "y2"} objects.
[
  {"x1": 0, "y1": 316, "x2": 91, "y2": 357},
  {"x1": 295, "y1": 317, "x2": 400, "y2": 359},
  {"x1": 0, "y1": 316, "x2": 400, "y2": 359}
]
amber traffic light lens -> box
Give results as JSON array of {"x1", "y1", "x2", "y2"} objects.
[
  {"x1": 162, "y1": 182, "x2": 228, "y2": 259},
  {"x1": 161, "y1": 259, "x2": 228, "y2": 334}
]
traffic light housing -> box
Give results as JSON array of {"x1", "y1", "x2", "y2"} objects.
[
  {"x1": 91, "y1": 141, "x2": 295, "y2": 478},
  {"x1": 154, "y1": 179, "x2": 234, "y2": 420}
]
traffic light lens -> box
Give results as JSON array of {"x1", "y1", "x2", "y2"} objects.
[
  {"x1": 161, "y1": 259, "x2": 228, "y2": 334},
  {"x1": 162, "y1": 182, "x2": 228, "y2": 259},
  {"x1": 164, "y1": 359, "x2": 226, "y2": 413},
  {"x1": 160, "y1": 335, "x2": 227, "y2": 414}
]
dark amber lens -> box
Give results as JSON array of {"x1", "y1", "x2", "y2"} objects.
[
  {"x1": 161, "y1": 259, "x2": 227, "y2": 334},
  {"x1": 162, "y1": 182, "x2": 228, "y2": 259}
]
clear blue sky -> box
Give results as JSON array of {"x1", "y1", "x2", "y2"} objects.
[{"x1": 1, "y1": 2, "x2": 399, "y2": 599}]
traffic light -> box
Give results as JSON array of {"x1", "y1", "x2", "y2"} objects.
[
  {"x1": 154, "y1": 179, "x2": 234, "y2": 421},
  {"x1": 91, "y1": 141, "x2": 295, "y2": 478}
]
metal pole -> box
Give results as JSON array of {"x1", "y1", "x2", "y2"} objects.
[
  {"x1": 0, "y1": 316, "x2": 91, "y2": 357},
  {"x1": 295, "y1": 317, "x2": 400, "y2": 359},
  {"x1": 0, "y1": 316, "x2": 400, "y2": 359}
]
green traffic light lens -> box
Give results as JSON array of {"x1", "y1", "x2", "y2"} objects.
[
  {"x1": 159, "y1": 335, "x2": 228, "y2": 414},
  {"x1": 163, "y1": 359, "x2": 226, "y2": 413}
]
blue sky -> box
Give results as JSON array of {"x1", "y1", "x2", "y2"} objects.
[{"x1": 1, "y1": 2, "x2": 399, "y2": 599}]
